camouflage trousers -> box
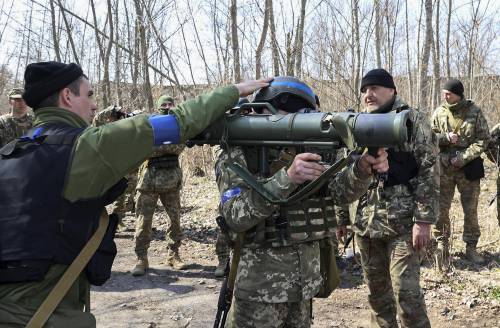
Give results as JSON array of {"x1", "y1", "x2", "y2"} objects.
[
  {"x1": 109, "y1": 171, "x2": 138, "y2": 220},
  {"x1": 134, "y1": 188, "x2": 182, "y2": 258},
  {"x1": 433, "y1": 168, "x2": 481, "y2": 245},
  {"x1": 356, "y1": 234, "x2": 430, "y2": 328},
  {"x1": 215, "y1": 227, "x2": 231, "y2": 261},
  {"x1": 225, "y1": 297, "x2": 311, "y2": 328}
]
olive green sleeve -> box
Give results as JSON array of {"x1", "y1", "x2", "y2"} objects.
[
  {"x1": 64, "y1": 115, "x2": 154, "y2": 202},
  {"x1": 171, "y1": 85, "x2": 239, "y2": 142}
]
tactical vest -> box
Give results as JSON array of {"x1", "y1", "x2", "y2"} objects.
[
  {"x1": 0, "y1": 124, "x2": 127, "y2": 285},
  {"x1": 242, "y1": 147, "x2": 336, "y2": 248},
  {"x1": 385, "y1": 148, "x2": 419, "y2": 190}
]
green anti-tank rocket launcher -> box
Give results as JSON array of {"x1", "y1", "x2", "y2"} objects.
[{"x1": 188, "y1": 103, "x2": 412, "y2": 204}]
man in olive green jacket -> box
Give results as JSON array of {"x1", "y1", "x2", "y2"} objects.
[
  {"x1": 0, "y1": 61, "x2": 270, "y2": 327},
  {"x1": 431, "y1": 79, "x2": 490, "y2": 265}
]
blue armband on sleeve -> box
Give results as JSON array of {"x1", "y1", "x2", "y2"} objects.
[
  {"x1": 221, "y1": 187, "x2": 242, "y2": 205},
  {"x1": 148, "y1": 114, "x2": 180, "y2": 146}
]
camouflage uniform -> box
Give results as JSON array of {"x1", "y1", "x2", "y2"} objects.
[
  {"x1": 486, "y1": 123, "x2": 500, "y2": 226},
  {"x1": 431, "y1": 99, "x2": 490, "y2": 247},
  {"x1": 0, "y1": 88, "x2": 33, "y2": 147},
  {"x1": 134, "y1": 143, "x2": 185, "y2": 258},
  {"x1": 216, "y1": 146, "x2": 372, "y2": 328},
  {"x1": 353, "y1": 96, "x2": 438, "y2": 328}
]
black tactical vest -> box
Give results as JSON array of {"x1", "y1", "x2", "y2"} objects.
[
  {"x1": 0, "y1": 124, "x2": 127, "y2": 285},
  {"x1": 385, "y1": 148, "x2": 419, "y2": 189}
]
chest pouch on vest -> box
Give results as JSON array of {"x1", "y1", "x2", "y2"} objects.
[
  {"x1": 463, "y1": 157, "x2": 485, "y2": 181},
  {"x1": 85, "y1": 213, "x2": 119, "y2": 285},
  {"x1": 316, "y1": 238, "x2": 340, "y2": 298},
  {"x1": 85, "y1": 178, "x2": 127, "y2": 285}
]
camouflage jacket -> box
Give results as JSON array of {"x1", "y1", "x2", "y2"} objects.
[
  {"x1": 353, "y1": 96, "x2": 439, "y2": 238},
  {"x1": 0, "y1": 113, "x2": 34, "y2": 147},
  {"x1": 431, "y1": 99, "x2": 490, "y2": 169},
  {"x1": 486, "y1": 123, "x2": 500, "y2": 167},
  {"x1": 92, "y1": 107, "x2": 118, "y2": 126},
  {"x1": 136, "y1": 144, "x2": 185, "y2": 192},
  {"x1": 215, "y1": 146, "x2": 372, "y2": 302}
]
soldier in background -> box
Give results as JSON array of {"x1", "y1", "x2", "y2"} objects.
[
  {"x1": 487, "y1": 123, "x2": 500, "y2": 227},
  {"x1": 338, "y1": 69, "x2": 438, "y2": 328},
  {"x1": 131, "y1": 95, "x2": 186, "y2": 276},
  {"x1": 93, "y1": 105, "x2": 139, "y2": 228},
  {"x1": 0, "y1": 88, "x2": 33, "y2": 147},
  {"x1": 431, "y1": 79, "x2": 490, "y2": 265},
  {"x1": 216, "y1": 77, "x2": 388, "y2": 327}
]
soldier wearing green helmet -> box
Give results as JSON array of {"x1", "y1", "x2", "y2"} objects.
[
  {"x1": 0, "y1": 87, "x2": 33, "y2": 147},
  {"x1": 131, "y1": 95, "x2": 188, "y2": 276}
]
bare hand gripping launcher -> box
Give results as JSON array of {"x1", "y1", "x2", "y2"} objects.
[{"x1": 188, "y1": 103, "x2": 412, "y2": 205}]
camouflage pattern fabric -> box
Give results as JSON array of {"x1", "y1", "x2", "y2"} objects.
[
  {"x1": 215, "y1": 227, "x2": 231, "y2": 260},
  {"x1": 92, "y1": 106, "x2": 117, "y2": 126},
  {"x1": 486, "y1": 123, "x2": 500, "y2": 226},
  {"x1": 431, "y1": 99, "x2": 490, "y2": 245},
  {"x1": 356, "y1": 234, "x2": 430, "y2": 328},
  {"x1": 109, "y1": 169, "x2": 138, "y2": 220},
  {"x1": 134, "y1": 144, "x2": 185, "y2": 256},
  {"x1": 354, "y1": 97, "x2": 439, "y2": 238},
  {"x1": 226, "y1": 297, "x2": 311, "y2": 328},
  {"x1": 0, "y1": 113, "x2": 34, "y2": 147},
  {"x1": 216, "y1": 145, "x2": 372, "y2": 326},
  {"x1": 353, "y1": 96, "x2": 437, "y2": 328}
]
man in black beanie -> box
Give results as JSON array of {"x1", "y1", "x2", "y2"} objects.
[
  {"x1": 337, "y1": 68, "x2": 438, "y2": 328},
  {"x1": 431, "y1": 78, "x2": 490, "y2": 266},
  {"x1": 0, "y1": 61, "x2": 271, "y2": 327}
]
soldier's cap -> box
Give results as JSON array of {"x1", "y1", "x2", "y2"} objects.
[
  {"x1": 360, "y1": 68, "x2": 397, "y2": 94},
  {"x1": 157, "y1": 95, "x2": 174, "y2": 109},
  {"x1": 23, "y1": 61, "x2": 84, "y2": 109},
  {"x1": 7, "y1": 88, "x2": 24, "y2": 99},
  {"x1": 443, "y1": 78, "x2": 464, "y2": 98}
]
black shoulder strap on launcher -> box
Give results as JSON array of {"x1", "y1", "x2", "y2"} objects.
[{"x1": 226, "y1": 150, "x2": 357, "y2": 205}]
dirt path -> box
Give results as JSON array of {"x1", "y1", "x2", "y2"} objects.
[{"x1": 91, "y1": 172, "x2": 500, "y2": 328}]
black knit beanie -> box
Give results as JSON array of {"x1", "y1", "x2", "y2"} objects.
[
  {"x1": 23, "y1": 61, "x2": 84, "y2": 109},
  {"x1": 360, "y1": 68, "x2": 397, "y2": 93},
  {"x1": 442, "y1": 78, "x2": 464, "y2": 98}
]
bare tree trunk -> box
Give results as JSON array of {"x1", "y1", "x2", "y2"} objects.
[
  {"x1": 49, "y1": 0, "x2": 61, "y2": 61},
  {"x1": 141, "y1": 0, "x2": 184, "y2": 97},
  {"x1": 101, "y1": 0, "x2": 114, "y2": 107},
  {"x1": 467, "y1": 1, "x2": 481, "y2": 98},
  {"x1": 187, "y1": 0, "x2": 212, "y2": 83},
  {"x1": 57, "y1": 0, "x2": 79, "y2": 65},
  {"x1": 255, "y1": 0, "x2": 270, "y2": 79},
  {"x1": 418, "y1": 0, "x2": 433, "y2": 110},
  {"x1": 294, "y1": 0, "x2": 307, "y2": 77},
  {"x1": 25, "y1": 0, "x2": 34, "y2": 67},
  {"x1": 113, "y1": 0, "x2": 122, "y2": 106},
  {"x1": 269, "y1": 0, "x2": 279, "y2": 76},
  {"x1": 285, "y1": 32, "x2": 295, "y2": 76},
  {"x1": 133, "y1": 0, "x2": 154, "y2": 112},
  {"x1": 230, "y1": 0, "x2": 241, "y2": 82},
  {"x1": 374, "y1": 0, "x2": 382, "y2": 67},
  {"x1": 432, "y1": 0, "x2": 441, "y2": 109},
  {"x1": 445, "y1": 0, "x2": 452, "y2": 78},
  {"x1": 405, "y1": 0, "x2": 413, "y2": 105},
  {"x1": 352, "y1": 0, "x2": 361, "y2": 101}
]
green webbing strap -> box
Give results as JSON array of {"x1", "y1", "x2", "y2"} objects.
[
  {"x1": 227, "y1": 151, "x2": 356, "y2": 205},
  {"x1": 26, "y1": 211, "x2": 109, "y2": 328}
]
